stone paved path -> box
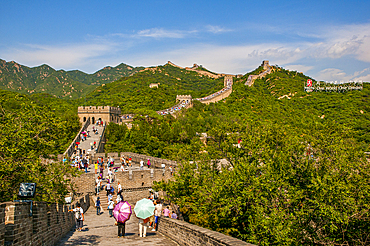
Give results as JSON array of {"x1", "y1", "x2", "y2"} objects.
[
  {"x1": 57, "y1": 204, "x2": 178, "y2": 246},
  {"x1": 78, "y1": 124, "x2": 104, "y2": 156}
]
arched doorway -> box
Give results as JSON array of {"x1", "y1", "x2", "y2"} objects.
[
  {"x1": 83, "y1": 117, "x2": 86, "y2": 122},
  {"x1": 92, "y1": 117, "x2": 95, "y2": 124}
]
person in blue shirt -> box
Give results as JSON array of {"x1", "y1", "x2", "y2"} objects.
[{"x1": 95, "y1": 197, "x2": 101, "y2": 215}]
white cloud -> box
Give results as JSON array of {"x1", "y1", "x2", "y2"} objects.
[
  {"x1": 316, "y1": 67, "x2": 370, "y2": 82},
  {"x1": 206, "y1": 25, "x2": 232, "y2": 34},
  {"x1": 2, "y1": 22, "x2": 370, "y2": 79},
  {"x1": 284, "y1": 65, "x2": 314, "y2": 73},
  {"x1": 136, "y1": 28, "x2": 195, "y2": 38},
  {"x1": 316, "y1": 68, "x2": 350, "y2": 81},
  {"x1": 2, "y1": 42, "x2": 116, "y2": 72}
]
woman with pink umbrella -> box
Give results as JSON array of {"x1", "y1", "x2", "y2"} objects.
[{"x1": 113, "y1": 197, "x2": 132, "y2": 238}]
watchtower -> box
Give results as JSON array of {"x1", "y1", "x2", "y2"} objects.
[
  {"x1": 262, "y1": 60, "x2": 269, "y2": 69},
  {"x1": 77, "y1": 106, "x2": 121, "y2": 125},
  {"x1": 176, "y1": 95, "x2": 193, "y2": 108}
]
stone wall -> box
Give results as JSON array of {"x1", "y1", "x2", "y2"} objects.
[
  {"x1": 197, "y1": 87, "x2": 233, "y2": 104},
  {"x1": 120, "y1": 188, "x2": 152, "y2": 205},
  {"x1": 72, "y1": 173, "x2": 95, "y2": 196},
  {"x1": 0, "y1": 194, "x2": 89, "y2": 246},
  {"x1": 158, "y1": 217, "x2": 256, "y2": 246},
  {"x1": 120, "y1": 152, "x2": 178, "y2": 168},
  {"x1": 116, "y1": 169, "x2": 174, "y2": 189},
  {"x1": 63, "y1": 117, "x2": 90, "y2": 157}
]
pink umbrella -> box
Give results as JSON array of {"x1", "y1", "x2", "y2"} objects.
[{"x1": 113, "y1": 201, "x2": 132, "y2": 223}]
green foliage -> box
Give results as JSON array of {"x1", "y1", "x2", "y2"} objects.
[
  {"x1": 0, "y1": 59, "x2": 143, "y2": 99},
  {"x1": 79, "y1": 64, "x2": 224, "y2": 113},
  {"x1": 155, "y1": 121, "x2": 370, "y2": 245},
  {"x1": 0, "y1": 89, "x2": 81, "y2": 202}
]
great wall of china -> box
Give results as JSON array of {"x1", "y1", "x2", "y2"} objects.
[
  {"x1": 77, "y1": 60, "x2": 272, "y2": 125},
  {"x1": 0, "y1": 61, "x2": 274, "y2": 246}
]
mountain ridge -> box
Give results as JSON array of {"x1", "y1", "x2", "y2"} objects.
[{"x1": 0, "y1": 59, "x2": 144, "y2": 98}]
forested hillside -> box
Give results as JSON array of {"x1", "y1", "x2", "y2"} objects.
[
  {"x1": 80, "y1": 63, "x2": 225, "y2": 113},
  {"x1": 104, "y1": 66, "x2": 370, "y2": 246},
  {"x1": 0, "y1": 89, "x2": 81, "y2": 203},
  {"x1": 0, "y1": 59, "x2": 143, "y2": 99},
  {"x1": 1, "y1": 59, "x2": 369, "y2": 245}
]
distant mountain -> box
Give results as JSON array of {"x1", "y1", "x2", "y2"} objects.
[
  {"x1": 0, "y1": 59, "x2": 144, "y2": 99},
  {"x1": 80, "y1": 62, "x2": 226, "y2": 113}
]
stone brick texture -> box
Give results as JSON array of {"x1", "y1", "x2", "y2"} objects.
[
  {"x1": 158, "y1": 217, "x2": 257, "y2": 246},
  {"x1": 0, "y1": 194, "x2": 89, "y2": 246},
  {"x1": 72, "y1": 173, "x2": 95, "y2": 196},
  {"x1": 116, "y1": 168, "x2": 173, "y2": 189},
  {"x1": 119, "y1": 152, "x2": 178, "y2": 168}
]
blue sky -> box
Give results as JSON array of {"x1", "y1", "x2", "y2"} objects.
[{"x1": 1, "y1": 0, "x2": 370, "y2": 82}]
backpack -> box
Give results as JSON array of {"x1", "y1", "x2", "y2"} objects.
[
  {"x1": 76, "y1": 208, "x2": 82, "y2": 220},
  {"x1": 154, "y1": 192, "x2": 159, "y2": 200}
]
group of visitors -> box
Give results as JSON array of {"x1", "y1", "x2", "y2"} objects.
[
  {"x1": 196, "y1": 79, "x2": 232, "y2": 101},
  {"x1": 96, "y1": 119, "x2": 104, "y2": 126},
  {"x1": 69, "y1": 154, "x2": 178, "y2": 239},
  {"x1": 80, "y1": 131, "x2": 89, "y2": 142},
  {"x1": 92, "y1": 126, "x2": 99, "y2": 135},
  {"x1": 70, "y1": 155, "x2": 90, "y2": 173},
  {"x1": 157, "y1": 100, "x2": 191, "y2": 115},
  {"x1": 120, "y1": 155, "x2": 133, "y2": 167}
]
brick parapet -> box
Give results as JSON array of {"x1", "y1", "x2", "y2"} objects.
[
  {"x1": 116, "y1": 169, "x2": 174, "y2": 190},
  {"x1": 72, "y1": 173, "x2": 95, "y2": 196},
  {"x1": 120, "y1": 152, "x2": 178, "y2": 168},
  {"x1": 158, "y1": 217, "x2": 256, "y2": 246},
  {"x1": 0, "y1": 195, "x2": 89, "y2": 246}
]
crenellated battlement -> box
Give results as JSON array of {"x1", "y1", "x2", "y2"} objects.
[
  {"x1": 77, "y1": 105, "x2": 121, "y2": 124},
  {"x1": 78, "y1": 106, "x2": 121, "y2": 114},
  {"x1": 176, "y1": 95, "x2": 192, "y2": 101}
]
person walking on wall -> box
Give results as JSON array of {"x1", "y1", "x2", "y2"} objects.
[
  {"x1": 163, "y1": 206, "x2": 170, "y2": 217},
  {"x1": 69, "y1": 202, "x2": 84, "y2": 231},
  {"x1": 147, "y1": 158, "x2": 151, "y2": 169},
  {"x1": 95, "y1": 197, "x2": 101, "y2": 215},
  {"x1": 96, "y1": 176, "x2": 101, "y2": 195},
  {"x1": 138, "y1": 217, "x2": 149, "y2": 237},
  {"x1": 153, "y1": 199, "x2": 163, "y2": 231},
  {"x1": 94, "y1": 161, "x2": 98, "y2": 174},
  {"x1": 108, "y1": 199, "x2": 115, "y2": 217},
  {"x1": 140, "y1": 159, "x2": 144, "y2": 170}
]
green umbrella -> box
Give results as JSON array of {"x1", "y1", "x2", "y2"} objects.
[{"x1": 134, "y1": 198, "x2": 155, "y2": 219}]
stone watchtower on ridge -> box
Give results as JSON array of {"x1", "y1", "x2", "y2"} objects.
[
  {"x1": 77, "y1": 106, "x2": 121, "y2": 124},
  {"x1": 176, "y1": 95, "x2": 193, "y2": 108},
  {"x1": 262, "y1": 60, "x2": 269, "y2": 69}
]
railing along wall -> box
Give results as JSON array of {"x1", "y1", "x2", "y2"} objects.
[
  {"x1": 95, "y1": 125, "x2": 106, "y2": 154},
  {"x1": 63, "y1": 117, "x2": 90, "y2": 158},
  {"x1": 158, "y1": 217, "x2": 256, "y2": 246}
]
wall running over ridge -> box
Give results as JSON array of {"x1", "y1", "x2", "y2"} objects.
[{"x1": 0, "y1": 194, "x2": 90, "y2": 246}]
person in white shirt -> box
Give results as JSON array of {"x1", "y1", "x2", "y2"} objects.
[
  {"x1": 69, "y1": 203, "x2": 84, "y2": 231},
  {"x1": 140, "y1": 160, "x2": 144, "y2": 170},
  {"x1": 117, "y1": 182, "x2": 122, "y2": 194},
  {"x1": 96, "y1": 177, "x2": 101, "y2": 195},
  {"x1": 108, "y1": 200, "x2": 115, "y2": 217},
  {"x1": 153, "y1": 200, "x2": 163, "y2": 231}
]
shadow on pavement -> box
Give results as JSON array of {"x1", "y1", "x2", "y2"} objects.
[{"x1": 58, "y1": 235, "x2": 101, "y2": 245}]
